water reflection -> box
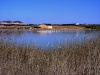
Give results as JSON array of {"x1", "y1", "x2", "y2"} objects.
[{"x1": 0, "y1": 30, "x2": 100, "y2": 49}]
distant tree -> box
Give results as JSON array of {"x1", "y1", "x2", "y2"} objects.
[
  {"x1": 42, "y1": 23, "x2": 52, "y2": 25},
  {"x1": 61, "y1": 24, "x2": 68, "y2": 26},
  {"x1": 13, "y1": 21, "x2": 23, "y2": 23},
  {"x1": 2, "y1": 20, "x2": 12, "y2": 23}
]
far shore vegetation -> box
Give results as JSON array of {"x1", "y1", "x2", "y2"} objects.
[{"x1": 0, "y1": 20, "x2": 100, "y2": 30}]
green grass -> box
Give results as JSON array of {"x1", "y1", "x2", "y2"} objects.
[{"x1": 0, "y1": 35, "x2": 100, "y2": 75}]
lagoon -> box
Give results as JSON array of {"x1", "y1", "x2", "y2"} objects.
[{"x1": 0, "y1": 30, "x2": 100, "y2": 49}]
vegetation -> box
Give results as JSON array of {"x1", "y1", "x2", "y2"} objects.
[
  {"x1": 82, "y1": 25, "x2": 100, "y2": 30},
  {"x1": 13, "y1": 21, "x2": 23, "y2": 23},
  {"x1": 0, "y1": 20, "x2": 23, "y2": 23},
  {"x1": 0, "y1": 32, "x2": 100, "y2": 75},
  {"x1": 2, "y1": 20, "x2": 12, "y2": 23}
]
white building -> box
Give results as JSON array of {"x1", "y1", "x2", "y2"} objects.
[
  {"x1": 75, "y1": 23, "x2": 80, "y2": 25},
  {"x1": 47, "y1": 26, "x2": 53, "y2": 29},
  {"x1": 39, "y1": 24, "x2": 53, "y2": 29}
]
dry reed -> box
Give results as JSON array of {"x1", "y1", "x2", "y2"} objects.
[{"x1": 0, "y1": 34, "x2": 100, "y2": 75}]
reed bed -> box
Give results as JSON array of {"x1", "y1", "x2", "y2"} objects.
[{"x1": 0, "y1": 34, "x2": 100, "y2": 75}]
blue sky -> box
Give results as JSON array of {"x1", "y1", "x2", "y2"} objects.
[{"x1": 0, "y1": 0, "x2": 100, "y2": 24}]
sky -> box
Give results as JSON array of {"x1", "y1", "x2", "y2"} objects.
[{"x1": 0, "y1": 0, "x2": 100, "y2": 24}]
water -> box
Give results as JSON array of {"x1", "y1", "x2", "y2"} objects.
[{"x1": 0, "y1": 30, "x2": 100, "y2": 49}]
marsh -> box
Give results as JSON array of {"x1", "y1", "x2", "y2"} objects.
[{"x1": 0, "y1": 30, "x2": 100, "y2": 75}]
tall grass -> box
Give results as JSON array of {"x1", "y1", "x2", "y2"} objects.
[{"x1": 0, "y1": 36, "x2": 100, "y2": 75}]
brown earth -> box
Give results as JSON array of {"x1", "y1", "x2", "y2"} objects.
[
  {"x1": 0, "y1": 26, "x2": 31, "y2": 29},
  {"x1": 52, "y1": 26, "x2": 85, "y2": 30},
  {"x1": 0, "y1": 26, "x2": 86, "y2": 30}
]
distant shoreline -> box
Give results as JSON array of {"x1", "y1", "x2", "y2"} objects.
[
  {"x1": 0, "y1": 28, "x2": 99, "y2": 31},
  {"x1": 0, "y1": 25, "x2": 100, "y2": 30}
]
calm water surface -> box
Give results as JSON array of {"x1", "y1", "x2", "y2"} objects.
[{"x1": 0, "y1": 30, "x2": 100, "y2": 49}]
